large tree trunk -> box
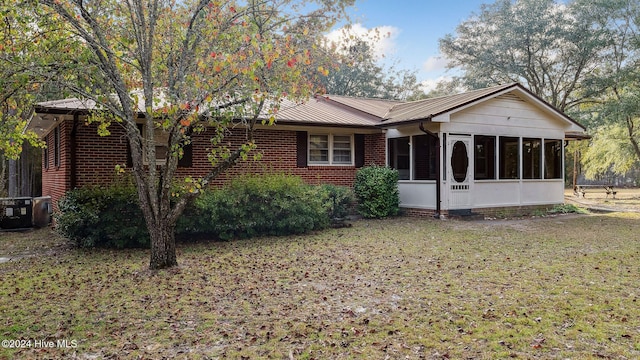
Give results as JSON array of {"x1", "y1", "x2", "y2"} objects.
[
  {"x1": 8, "y1": 158, "x2": 17, "y2": 197},
  {"x1": 626, "y1": 116, "x2": 640, "y2": 165},
  {"x1": 0, "y1": 155, "x2": 6, "y2": 197},
  {"x1": 149, "y1": 220, "x2": 178, "y2": 269}
]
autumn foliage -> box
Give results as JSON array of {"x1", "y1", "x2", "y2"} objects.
[{"x1": 11, "y1": 0, "x2": 354, "y2": 269}]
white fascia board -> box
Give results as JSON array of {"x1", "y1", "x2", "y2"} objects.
[{"x1": 432, "y1": 113, "x2": 450, "y2": 122}]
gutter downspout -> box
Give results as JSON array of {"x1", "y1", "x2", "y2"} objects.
[{"x1": 419, "y1": 118, "x2": 441, "y2": 219}]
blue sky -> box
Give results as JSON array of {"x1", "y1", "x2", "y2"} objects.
[{"x1": 328, "y1": 0, "x2": 491, "y2": 91}]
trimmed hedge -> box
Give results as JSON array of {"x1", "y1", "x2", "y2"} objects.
[
  {"x1": 353, "y1": 165, "x2": 399, "y2": 218},
  {"x1": 317, "y1": 183, "x2": 354, "y2": 220},
  {"x1": 55, "y1": 184, "x2": 150, "y2": 248},
  {"x1": 179, "y1": 174, "x2": 333, "y2": 240},
  {"x1": 56, "y1": 174, "x2": 355, "y2": 247}
]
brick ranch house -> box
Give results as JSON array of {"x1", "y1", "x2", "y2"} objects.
[{"x1": 27, "y1": 82, "x2": 588, "y2": 216}]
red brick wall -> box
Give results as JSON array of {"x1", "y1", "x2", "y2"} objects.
[
  {"x1": 41, "y1": 121, "x2": 71, "y2": 208},
  {"x1": 203, "y1": 130, "x2": 386, "y2": 187},
  {"x1": 74, "y1": 121, "x2": 129, "y2": 186},
  {"x1": 402, "y1": 207, "x2": 439, "y2": 217},
  {"x1": 42, "y1": 120, "x2": 387, "y2": 205},
  {"x1": 365, "y1": 132, "x2": 386, "y2": 166}
]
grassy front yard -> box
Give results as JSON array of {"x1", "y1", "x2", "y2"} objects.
[{"x1": 1, "y1": 212, "x2": 639, "y2": 359}]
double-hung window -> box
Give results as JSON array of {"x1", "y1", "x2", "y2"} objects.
[
  {"x1": 142, "y1": 126, "x2": 170, "y2": 166},
  {"x1": 128, "y1": 124, "x2": 192, "y2": 168},
  {"x1": 53, "y1": 126, "x2": 60, "y2": 167},
  {"x1": 43, "y1": 136, "x2": 49, "y2": 169},
  {"x1": 332, "y1": 135, "x2": 352, "y2": 164},
  {"x1": 309, "y1": 134, "x2": 353, "y2": 165}
]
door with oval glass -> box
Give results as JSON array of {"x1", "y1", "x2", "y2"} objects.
[{"x1": 447, "y1": 135, "x2": 472, "y2": 209}]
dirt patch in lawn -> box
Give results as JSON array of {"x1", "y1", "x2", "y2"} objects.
[{"x1": 0, "y1": 228, "x2": 71, "y2": 265}]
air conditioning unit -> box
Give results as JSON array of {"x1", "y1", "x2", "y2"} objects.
[
  {"x1": 0, "y1": 197, "x2": 33, "y2": 230},
  {"x1": 32, "y1": 196, "x2": 53, "y2": 228}
]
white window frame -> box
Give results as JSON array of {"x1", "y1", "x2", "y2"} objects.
[
  {"x1": 308, "y1": 133, "x2": 354, "y2": 166},
  {"x1": 142, "y1": 125, "x2": 170, "y2": 166},
  {"x1": 53, "y1": 126, "x2": 60, "y2": 168}
]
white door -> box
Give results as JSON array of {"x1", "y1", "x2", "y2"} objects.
[{"x1": 447, "y1": 135, "x2": 472, "y2": 209}]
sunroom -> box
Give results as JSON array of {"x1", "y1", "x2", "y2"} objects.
[{"x1": 379, "y1": 83, "x2": 587, "y2": 216}]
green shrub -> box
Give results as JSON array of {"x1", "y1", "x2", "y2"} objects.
[
  {"x1": 548, "y1": 203, "x2": 588, "y2": 214},
  {"x1": 178, "y1": 174, "x2": 331, "y2": 240},
  {"x1": 353, "y1": 165, "x2": 399, "y2": 218},
  {"x1": 317, "y1": 184, "x2": 354, "y2": 220},
  {"x1": 57, "y1": 174, "x2": 341, "y2": 247},
  {"x1": 55, "y1": 184, "x2": 150, "y2": 248}
]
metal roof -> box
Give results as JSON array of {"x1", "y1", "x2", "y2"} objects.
[
  {"x1": 317, "y1": 94, "x2": 401, "y2": 118},
  {"x1": 30, "y1": 94, "x2": 383, "y2": 135},
  {"x1": 34, "y1": 90, "x2": 169, "y2": 113},
  {"x1": 29, "y1": 83, "x2": 586, "y2": 134},
  {"x1": 382, "y1": 83, "x2": 517, "y2": 124},
  {"x1": 273, "y1": 97, "x2": 381, "y2": 127},
  {"x1": 34, "y1": 97, "x2": 98, "y2": 112}
]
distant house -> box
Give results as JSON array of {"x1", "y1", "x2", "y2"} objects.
[{"x1": 27, "y1": 83, "x2": 588, "y2": 216}]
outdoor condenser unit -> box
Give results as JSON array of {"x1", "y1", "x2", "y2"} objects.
[
  {"x1": 0, "y1": 197, "x2": 33, "y2": 230},
  {"x1": 32, "y1": 196, "x2": 52, "y2": 228}
]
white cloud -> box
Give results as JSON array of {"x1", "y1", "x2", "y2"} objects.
[
  {"x1": 422, "y1": 55, "x2": 449, "y2": 73},
  {"x1": 325, "y1": 23, "x2": 400, "y2": 60},
  {"x1": 420, "y1": 75, "x2": 452, "y2": 93}
]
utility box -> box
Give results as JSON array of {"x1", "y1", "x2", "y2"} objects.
[
  {"x1": 32, "y1": 196, "x2": 53, "y2": 228},
  {"x1": 0, "y1": 197, "x2": 33, "y2": 230}
]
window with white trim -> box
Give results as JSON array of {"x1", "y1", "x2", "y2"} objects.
[
  {"x1": 308, "y1": 134, "x2": 353, "y2": 165},
  {"x1": 388, "y1": 137, "x2": 410, "y2": 180},
  {"x1": 522, "y1": 138, "x2": 542, "y2": 179},
  {"x1": 53, "y1": 126, "x2": 60, "y2": 167},
  {"x1": 474, "y1": 135, "x2": 496, "y2": 180},
  {"x1": 544, "y1": 139, "x2": 563, "y2": 179},
  {"x1": 499, "y1": 136, "x2": 519, "y2": 179},
  {"x1": 43, "y1": 135, "x2": 49, "y2": 169},
  {"x1": 142, "y1": 126, "x2": 170, "y2": 166}
]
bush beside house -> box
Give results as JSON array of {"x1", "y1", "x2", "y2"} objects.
[
  {"x1": 178, "y1": 174, "x2": 333, "y2": 240},
  {"x1": 56, "y1": 174, "x2": 355, "y2": 248},
  {"x1": 55, "y1": 184, "x2": 150, "y2": 248},
  {"x1": 354, "y1": 166, "x2": 400, "y2": 218}
]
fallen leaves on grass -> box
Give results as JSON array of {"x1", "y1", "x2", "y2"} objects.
[{"x1": 1, "y1": 213, "x2": 640, "y2": 359}]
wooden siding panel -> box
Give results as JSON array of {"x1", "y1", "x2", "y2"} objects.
[{"x1": 450, "y1": 97, "x2": 570, "y2": 137}]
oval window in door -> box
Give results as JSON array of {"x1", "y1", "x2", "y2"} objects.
[{"x1": 451, "y1": 141, "x2": 468, "y2": 183}]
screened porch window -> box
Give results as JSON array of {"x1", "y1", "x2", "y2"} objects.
[
  {"x1": 43, "y1": 136, "x2": 49, "y2": 169},
  {"x1": 474, "y1": 135, "x2": 495, "y2": 180},
  {"x1": 522, "y1": 138, "x2": 542, "y2": 179},
  {"x1": 544, "y1": 139, "x2": 563, "y2": 179},
  {"x1": 413, "y1": 135, "x2": 437, "y2": 180},
  {"x1": 499, "y1": 136, "x2": 519, "y2": 179},
  {"x1": 388, "y1": 135, "x2": 438, "y2": 181},
  {"x1": 388, "y1": 137, "x2": 410, "y2": 180}
]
